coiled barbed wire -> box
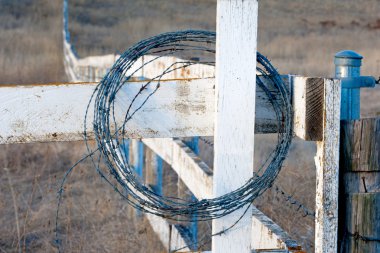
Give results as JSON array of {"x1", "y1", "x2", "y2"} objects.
[{"x1": 80, "y1": 30, "x2": 293, "y2": 222}]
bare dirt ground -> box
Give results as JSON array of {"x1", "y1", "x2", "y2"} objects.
[{"x1": 0, "y1": 0, "x2": 379, "y2": 252}]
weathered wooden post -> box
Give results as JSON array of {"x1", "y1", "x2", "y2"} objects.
[
  {"x1": 313, "y1": 79, "x2": 341, "y2": 253},
  {"x1": 340, "y1": 118, "x2": 380, "y2": 253},
  {"x1": 212, "y1": 0, "x2": 258, "y2": 252},
  {"x1": 336, "y1": 51, "x2": 379, "y2": 252}
]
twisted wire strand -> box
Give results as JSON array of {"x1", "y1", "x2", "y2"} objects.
[
  {"x1": 81, "y1": 30, "x2": 293, "y2": 221},
  {"x1": 273, "y1": 185, "x2": 315, "y2": 217}
]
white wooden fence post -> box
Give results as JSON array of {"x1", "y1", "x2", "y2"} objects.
[
  {"x1": 212, "y1": 0, "x2": 258, "y2": 252},
  {"x1": 314, "y1": 79, "x2": 341, "y2": 253}
]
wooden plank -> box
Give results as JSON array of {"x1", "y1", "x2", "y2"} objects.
[
  {"x1": 314, "y1": 78, "x2": 341, "y2": 253},
  {"x1": 293, "y1": 76, "x2": 325, "y2": 141},
  {"x1": 143, "y1": 138, "x2": 304, "y2": 251},
  {"x1": 0, "y1": 78, "x2": 292, "y2": 144},
  {"x1": 145, "y1": 213, "x2": 191, "y2": 252},
  {"x1": 145, "y1": 147, "x2": 163, "y2": 194},
  {"x1": 343, "y1": 171, "x2": 380, "y2": 193},
  {"x1": 63, "y1": 41, "x2": 79, "y2": 82},
  {"x1": 344, "y1": 193, "x2": 380, "y2": 253},
  {"x1": 340, "y1": 118, "x2": 380, "y2": 172},
  {"x1": 142, "y1": 138, "x2": 213, "y2": 199},
  {"x1": 110, "y1": 142, "x2": 190, "y2": 252},
  {"x1": 251, "y1": 207, "x2": 305, "y2": 252},
  {"x1": 141, "y1": 55, "x2": 215, "y2": 80},
  {"x1": 212, "y1": 1, "x2": 258, "y2": 252},
  {"x1": 339, "y1": 117, "x2": 380, "y2": 252},
  {"x1": 0, "y1": 79, "x2": 213, "y2": 144}
]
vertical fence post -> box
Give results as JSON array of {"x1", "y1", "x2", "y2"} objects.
[
  {"x1": 314, "y1": 78, "x2": 341, "y2": 253},
  {"x1": 336, "y1": 51, "x2": 380, "y2": 252},
  {"x1": 130, "y1": 140, "x2": 144, "y2": 217},
  {"x1": 183, "y1": 137, "x2": 200, "y2": 248},
  {"x1": 189, "y1": 137, "x2": 198, "y2": 248},
  {"x1": 145, "y1": 149, "x2": 163, "y2": 196},
  {"x1": 63, "y1": 0, "x2": 70, "y2": 42},
  {"x1": 335, "y1": 50, "x2": 363, "y2": 120},
  {"x1": 340, "y1": 118, "x2": 380, "y2": 253},
  {"x1": 212, "y1": 1, "x2": 258, "y2": 252},
  {"x1": 154, "y1": 155, "x2": 163, "y2": 196}
]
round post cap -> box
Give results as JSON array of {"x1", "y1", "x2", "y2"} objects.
[{"x1": 334, "y1": 50, "x2": 363, "y2": 67}]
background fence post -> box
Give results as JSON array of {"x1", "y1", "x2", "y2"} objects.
[
  {"x1": 130, "y1": 140, "x2": 144, "y2": 217},
  {"x1": 335, "y1": 51, "x2": 380, "y2": 252},
  {"x1": 335, "y1": 50, "x2": 362, "y2": 120}
]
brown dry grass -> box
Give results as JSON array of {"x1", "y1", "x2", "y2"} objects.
[
  {"x1": 1, "y1": 0, "x2": 380, "y2": 252},
  {"x1": 0, "y1": 0, "x2": 65, "y2": 84},
  {"x1": 0, "y1": 142, "x2": 164, "y2": 253}
]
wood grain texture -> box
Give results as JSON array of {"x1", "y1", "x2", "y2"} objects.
[
  {"x1": 340, "y1": 118, "x2": 380, "y2": 172},
  {"x1": 343, "y1": 193, "x2": 380, "y2": 253},
  {"x1": 212, "y1": 1, "x2": 258, "y2": 252},
  {"x1": 293, "y1": 76, "x2": 325, "y2": 141},
  {"x1": 339, "y1": 117, "x2": 380, "y2": 252},
  {"x1": 343, "y1": 171, "x2": 380, "y2": 193},
  {"x1": 314, "y1": 78, "x2": 341, "y2": 253}
]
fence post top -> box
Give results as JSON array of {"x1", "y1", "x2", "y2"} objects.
[{"x1": 335, "y1": 50, "x2": 363, "y2": 67}]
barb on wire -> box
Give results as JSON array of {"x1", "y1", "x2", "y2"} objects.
[
  {"x1": 273, "y1": 185, "x2": 315, "y2": 218},
  {"x1": 199, "y1": 136, "x2": 214, "y2": 148}
]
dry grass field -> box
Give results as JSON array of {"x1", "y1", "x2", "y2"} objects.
[{"x1": 0, "y1": 0, "x2": 379, "y2": 252}]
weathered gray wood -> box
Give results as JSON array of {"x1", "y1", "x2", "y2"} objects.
[
  {"x1": 344, "y1": 193, "x2": 380, "y2": 253},
  {"x1": 340, "y1": 118, "x2": 380, "y2": 172},
  {"x1": 343, "y1": 171, "x2": 380, "y2": 193},
  {"x1": 340, "y1": 117, "x2": 380, "y2": 252},
  {"x1": 314, "y1": 78, "x2": 341, "y2": 253}
]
